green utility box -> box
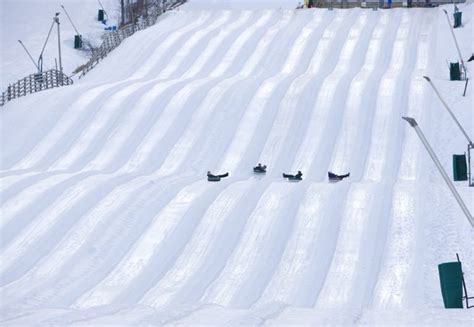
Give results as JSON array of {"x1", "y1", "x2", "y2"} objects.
[
  {"x1": 98, "y1": 9, "x2": 104, "y2": 22},
  {"x1": 438, "y1": 261, "x2": 464, "y2": 308},
  {"x1": 453, "y1": 154, "x2": 468, "y2": 181},
  {"x1": 450, "y1": 62, "x2": 461, "y2": 81},
  {"x1": 453, "y1": 11, "x2": 462, "y2": 28},
  {"x1": 74, "y1": 35, "x2": 82, "y2": 49}
]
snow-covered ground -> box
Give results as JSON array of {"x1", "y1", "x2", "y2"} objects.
[{"x1": 1, "y1": 0, "x2": 473, "y2": 325}]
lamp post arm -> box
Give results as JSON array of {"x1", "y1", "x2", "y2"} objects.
[
  {"x1": 402, "y1": 117, "x2": 474, "y2": 228},
  {"x1": 18, "y1": 40, "x2": 40, "y2": 71},
  {"x1": 61, "y1": 5, "x2": 81, "y2": 35},
  {"x1": 38, "y1": 19, "x2": 56, "y2": 72},
  {"x1": 423, "y1": 76, "x2": 473, "y2": 146}
]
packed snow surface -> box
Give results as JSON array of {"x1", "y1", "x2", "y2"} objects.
[{"x1": 1, "y1": 0, "x2": 473, "y2": 325}]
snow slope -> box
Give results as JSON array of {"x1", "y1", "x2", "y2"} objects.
[{"x1": 1, "y1": 1, "x2": 473, "y2": 325}]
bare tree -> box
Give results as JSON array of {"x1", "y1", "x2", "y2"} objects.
[
  {"x1": 119, "y1": 0, "x2": 165, "y2": 26},
  {"x1": 120, "y1": 0, "x2": 125, "y2": 26}
]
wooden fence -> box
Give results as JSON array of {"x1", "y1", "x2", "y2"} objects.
[
  {"x1": 0, "y1": 69, "x2": 73, "y2": 107},
  {"x1": 315, "y1": 0, "x2": 464, "y2": 8}
]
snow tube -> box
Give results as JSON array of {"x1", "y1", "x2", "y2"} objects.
[{"x1": 283, "y1": 173, "x2": 302, "y2": 181}]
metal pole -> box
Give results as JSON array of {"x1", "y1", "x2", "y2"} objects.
[
  {"x1": 456, "y1": 253, "x2": 474, "y2": 308},
  {"x1": 38, "y1": 19, "x2": 56, "y2": 72},
  {"x1": 469, "y1": 144, "x2": 474, "y2": 187},
  {"x1": 443, "y1": 9, "x2": 467, "y2": 79},
  {"x1": 54, "y1": 13, "x2": 63, "y2": 74},
  {"x1": 463, "y1": 78, "x2": 469, "y2": 97},
  {"x1": 61, "y1": 5, "x2": 81, "y2": 35},
  {"x1": 402, "y1": 117, "x2": 474, "y2": 227},
  {"x1": 423, "y1": 76, "x2": 473, "y2": 145},
  {"x1": 18, "y1": 40, "x2": 40, "y2": 71}
]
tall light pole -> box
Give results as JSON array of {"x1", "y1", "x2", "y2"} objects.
[
  {"x1": 53, "y1": 13, "x2": 63, "y2": 74},
  {"x1": 402, "y1": 117, "x2": 473, "y2": 228}
]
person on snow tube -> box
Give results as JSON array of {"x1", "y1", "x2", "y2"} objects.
[
  {"x1": 328, "y1": 171, "x2": 350, "y2": 181},
  {"x1": 207, "y1": 171, "x2": 229, "y2": 181},
  {"x1": 283, "y1": 170, "x2": 303, "y2": 180},
  {"x1": 254, "y1": 163, "x2": 267, "y2": 173}
]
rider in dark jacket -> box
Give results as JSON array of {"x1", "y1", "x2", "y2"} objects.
[
  {"x1": 328, "y1": 171, "x2": 350, "y2": 180},
  {"x1": 208, "y1": 171, "x2": 229, "y2": 178}
]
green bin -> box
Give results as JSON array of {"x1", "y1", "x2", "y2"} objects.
[
  {"x1": 453, "y1": 154, "x2": 467, "y2": 181},
  {"x1": 74, "y1": 35, "x2": 82, "y2": 49},
  {"x1": 453, "y1": 12, "x2": 462, "y2": 28},
  {"x1": 438, "y1": 261, "x2": 463, "y2": 308},
  {"x1": 450, "y1": 62, "x2": 461, "y2": 81},
  {"x1": 98, "y1": 9, "x2": 104, "y2": 22}
]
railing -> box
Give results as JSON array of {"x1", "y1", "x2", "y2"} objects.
[
  {"x1": 76, "y1": 0, "x2": 187, "y2": 78},
  {"x1": 0, "y1": 69, "x2": 73, "y2": 107},
  {"x1": 317, "y1": 0, "x2": 464, "y2": 8}
]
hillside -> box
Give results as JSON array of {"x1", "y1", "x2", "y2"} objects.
[{"x1": 1, "y1": 1, "x2": 473, "y2": 325}]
